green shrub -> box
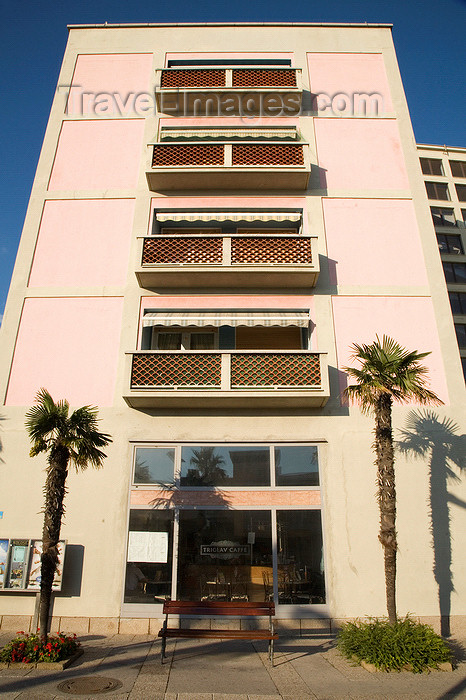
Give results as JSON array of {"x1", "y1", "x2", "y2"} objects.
[
  {"x1": 0, "y1": 632, "x2": 80, "y2": 663},
  {"x1": 337, "y1": 616, "x2": 452, "y2": 673}
]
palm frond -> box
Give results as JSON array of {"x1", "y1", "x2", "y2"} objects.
[{"x1": 343, "y1": 335, "x2": 443, "y2": 411}]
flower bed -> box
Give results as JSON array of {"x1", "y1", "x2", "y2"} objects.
[{"x1": 0, "y1": 631, "x2": 81, "y2": 666}]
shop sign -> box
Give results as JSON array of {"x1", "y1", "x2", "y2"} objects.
[{"x1": 201, "y1": 541, "x2": 251, "y2": 559}]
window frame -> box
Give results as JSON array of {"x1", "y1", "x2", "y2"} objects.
[
  {"x1": 425, "y1": 181, "x2": 450, "y2": 201},
  {"x1": 131, "y1": 442, "x2": 323, "y2": 490}
]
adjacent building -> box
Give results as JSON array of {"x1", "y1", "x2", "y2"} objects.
[
  {"x1": 0, "y1": 23, "x2": 464, "y2": 636},
  {"x1": 417, "y1": 144, "x2": 466, "y2": 381}
]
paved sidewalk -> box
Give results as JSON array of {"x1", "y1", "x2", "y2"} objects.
[{"x1": 0, "y1": 631, "x2": 465, "y2": 699}]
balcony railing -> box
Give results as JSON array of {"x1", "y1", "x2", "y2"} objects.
[
  {"x1": 146, "y1": 142, "x2": 311, "y2": 191},
  {"x1": 135, "y1": 233, "x2": 319, "y2": 288},
  {"x1": 124, "y1": 350, "x2": 329, "y2": 408},
  {"x1": 155, "y1": 67, "x2": 303, "y2": 115}
]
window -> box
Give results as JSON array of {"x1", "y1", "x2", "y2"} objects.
[
  {"x1": 425, "y1": 182, "x2": 450, "y2": 200},
  {"x1": 455, "y1": 184, "x2": 466, "y2": 202},
  {"x1": 134, "y1": 443, "x2": 320, "y2": 488},
  {"x1": 449, "y1": 292, "x2": 466, "y2": 315},
  {"x1": 431, "y1": 207, "x2": 456, "y2": 227},
  {"x1": 437, "y1": 234, "x2": 464, "y2": 255},
  {"x1": 150, "y1": 330, "x2": 217, "y2": 350},
  {"x1": 420, "y1": 157, "x2": 443, "y2": 176},
  {"x1": 181, "y1": 445, "x2": 271, "y2": 487},
  {"x1": 442, "y1": 262, "x2": 466, "y2": 283},
  {"x1": 127, "y1": 442, "x2": 325, "y2": 608},
  {"x1": 124, "y1": 509, "x2": 174, "y2": 604},
  {"x1": 462, "y1": 357, "x2": 466, "y2": 382},
  {"x1": 455, "y1": 324, "x2": 466, "y2": 348},
  {"x1": 133, "y1": 447, "x2": 175, "y2": 484},
  {"x1": 450, "y1": 160, "x2": 466, "y2": 178},
  {"x1": 462, "y1": 210, "x2": 466, "y2": 226}
]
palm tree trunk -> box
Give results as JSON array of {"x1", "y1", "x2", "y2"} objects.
[
  {"x1": 39, "y1": 444, "x2": 69, "y2": 640},
  {"x1": 374, "y1": 393, "x2": 397, "y2": 625}
]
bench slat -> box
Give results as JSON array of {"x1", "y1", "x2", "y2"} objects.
[{"x1": 158, "y1": 628, "x2": 278, "y2": 640}]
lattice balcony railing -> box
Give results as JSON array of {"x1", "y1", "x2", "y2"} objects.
[
  {"x1": 152, "y1": 144, "x2": 224, "y2": 167},
  {"x1": 151, "y1": 143, "x2": 305, "y2": 169},
  {"x1": 232, "y1": 143, "x2": 304, "y2": 166},
  {"x1": 159, "y1": 68, "x2": 298, "y2": 89},
  {"x1": 231, "y1": 237, "x2": 312, "y2": 264},
  {"x1": 142, "y1": 237, "x2": 223, "y2": 264},
  {"x1": 130, "y1": 352, "x2": 322, "y2": 390},
  {"x1": 131, "y1": 353, "x2": 222, "y2": 387},
  {"x1": 140, "y1": 235, "x2": 313, "y2": 266},
  {"x1": 160, "y1": 69, "x2": 226, "y2": 88},
  {"x1": 232, "y1": 68, "x2": 297, "y2": 88},
  {"x1": 231, "y1": 353, "x2": 321, "y2": 387}
]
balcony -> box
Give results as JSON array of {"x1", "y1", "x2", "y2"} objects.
[
  {"x1": 135, "y1": 232, "x2": 319, "y2": 288},
  {"x1": 123, "y1": 350, "x2": 329, "y2": 408},
  {"x1": 146, "y1": 141, "x2": 311, "y2": 191},
  {"x1": 155, "y1": 67, "x2": 303, "y2": 115}
]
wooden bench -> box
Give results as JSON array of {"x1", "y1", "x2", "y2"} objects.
[{"x1": 158, "y1": 600, "x2": 278, "y2": 665}]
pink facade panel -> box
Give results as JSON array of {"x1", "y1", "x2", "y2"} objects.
[
  {"x1": 48, "y1": 120, "x2": 145, "y2": 191},
  {"x1": 332, "y1": 296, "x2": 449, "y2": 402},
  {"x1": 323, "y1": 199, "x2": 428, "y2": 286},
  {"x1": 68, "y1": 53, "x2": 153, "y2": 116},
  {"x1": 28, "y1": 199, "x2": 135, "y2": 288},
  {"x1": 6, "y1": 297, "x2": 124, "y2": 406},
  {"x1": 314, "y1": 119, "x2": 409, "y2": 190},
  {"x1": 307, "y1": 53, "x2": 393, "y2": 113}
]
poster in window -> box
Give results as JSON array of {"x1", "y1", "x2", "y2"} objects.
[
  {"x1": 128, "y1": 531, "x2": 168, "y2": 563},
  {"x1": 27, "y1": 540, "x2": 65, "y2": 591},
  {"x1": 7, "y1": 539, "x2": 29, "y2": 589},
  {"x1": 0, "y1": 539, "x2": 8, "y2": 588}
]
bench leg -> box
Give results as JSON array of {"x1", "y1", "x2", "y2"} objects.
[{"x1": 269, "y1": 638, "x2": 274, "y2": 666}]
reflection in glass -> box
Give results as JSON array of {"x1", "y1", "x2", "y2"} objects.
[
  {"x1": 274, "y1": 446, "x2": 319, "y2": 486},
  {"x1": 181, "y1": 446, "x2": 270, "y2": 486},
  {"x1": 124, "y1": 509, "x2": 173, "y2": 604},
  {"x1": 177, "y1": 510, "x2": 272, "y2": 602},
  {"x1": 134, "y1": 448, "x2": 175, "y2": 484},
  {"x1": 276, "y1": 510, "x2": 325, "y2": 604}
]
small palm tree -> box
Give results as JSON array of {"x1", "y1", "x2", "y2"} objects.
[
  {"x1": 25, "y1": 388, "x2": 111, "y2": 639},
  {"x1": 344, "y1": 336, "x2": 442, "y2": 624}
]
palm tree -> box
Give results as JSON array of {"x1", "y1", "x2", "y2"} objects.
[
  {"x1": 343, "y1": 336, "x2": 442, "y2": 624},
  {"x1": 25, "y1": 388, "x2": 111, "y2": 639}
]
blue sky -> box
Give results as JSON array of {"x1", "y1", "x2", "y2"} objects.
[{"x1": 1, "y1": 0, "x2": 465, "y2": 319}]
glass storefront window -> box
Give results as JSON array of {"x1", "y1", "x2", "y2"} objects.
[
  {"x1": 274, "y1": 446, "x2": 319, "y2": 486},
  {"x1": 133, "y1": 447, "x2": 175, "y2": 484},
  {"x1": 177, "y1": 510, "x2": 272, "y2": 602},
  {"x1": 277, "y1": 510, "x2": 325, "y2": 604},
  {"x1": 124, "y1": 509, "x2": 173, "y2": 603},
  {"x1": 180, "y1": 446, "x2": 270, "y2": 486}
]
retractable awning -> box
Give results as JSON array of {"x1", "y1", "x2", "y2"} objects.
[
  {"x1": 160, "y1": 128, "x2": 298, "y2": 140},
  {"x1": 156, "y1": 211, "x2": 302, "y2": 223},
  {"x1": 142, "y1": 311, "x2": 309, "y2": 328}
]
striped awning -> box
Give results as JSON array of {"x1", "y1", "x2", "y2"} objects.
[
  {"x1": 143, "y1": 311, "x2": 309, "y2": 328},
  {"x1": 156, "y1": 211, "x2": 302, "y2": 223},
  {"x1": 160, "y1": 128, "x2": 298, "y2": 140}
]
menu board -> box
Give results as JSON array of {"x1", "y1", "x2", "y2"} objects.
[
  {"x1": 128, "y1": 531, "x2": 168, "y2": 563},
  {"x1": 27, "y1": 540, "x2": 65, "y2": 591},
  {"x1": 0, "y1": 539, "x2": 66, "y2": 591},
  {"x1": 0, "y1": 540, "x2": 8, "y2": 588},
  {"x1": 7, "y1": 540, "x2": 29, "y2": 589}
]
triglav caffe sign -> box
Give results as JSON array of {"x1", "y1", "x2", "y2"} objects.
[{"x1": 201, "y1": 541, "x2": 251, "y2": 559}]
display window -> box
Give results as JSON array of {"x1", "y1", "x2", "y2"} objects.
[{"x1": 124, "y1": 443, "x2": 326, "y2": 614}]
